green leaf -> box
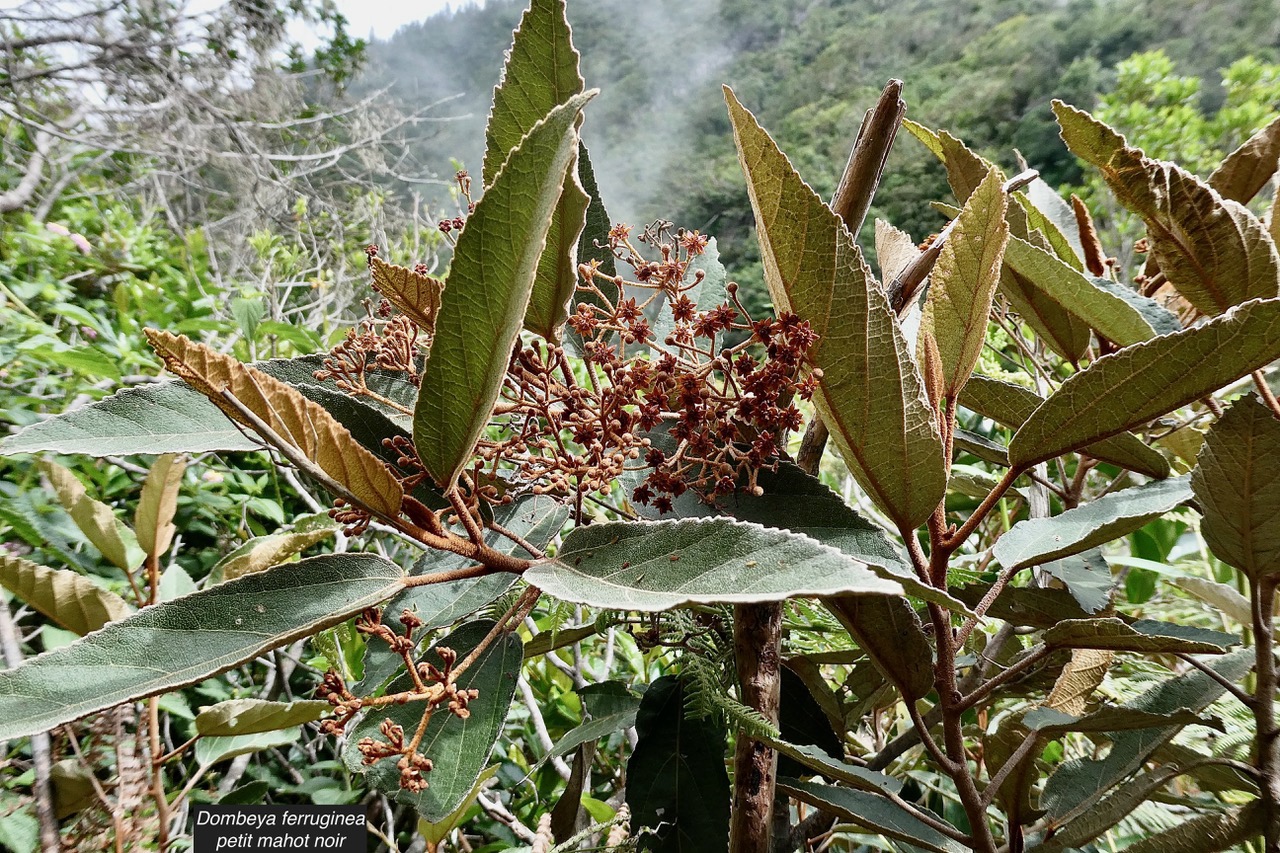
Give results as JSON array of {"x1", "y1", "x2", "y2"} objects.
[
  {"x1": 1039, "y1": 648, "x2": 1253, "y2": 824},
  {"x1": 0, "y1": 554, "x2": 133, "y2": 635},
  {"x1": 195, "y1": 698, "x2": 330, "y2": 737},
  {"x1": 1089, "y1": 276, "x2": 1182, "y2": 336},
  {"x1": 543, "y1": 688, "x2": 640, "y2": 767},
  {"x1": 195, "y1": 727, "x2": 300, "y2": 768},
  {"x1": 346, "y1": 621, "x2": 522, "y2": 822},
  {"x1": 1120, "y1": 802, "x2": 1264, "y2": 853},
  {"x1": 415, "y1": 92, "x2": 594, "y2": 488},
  {"x1": 919, "y1": 168, "x2": 1008, "y2": 402},
  {"x1": 1033, "y1": 767, "x2": 1185, "y2": 852},
  {"x1": 0, "y1": 797, "x2": 38, "y2": 853},
  {"x1": 1023, "y1": 704, "x2": 1220, "y2": 734},
  {"x1": 0, "y1": 553, "x2": 406, "y2": 741},
  {"x1": 960, "y1": 375, "x2": 1170, "y2": 478},
  {"x1": 631, "y1": 459, "x2": 969, "y2": 612},
  {"x1": 417, "y1": 765, "x2": 499, "y2": 847},
  {"x1": 1191, "y1": 394, "x2": 1280, "y2": 579},
  {"x1": 1008, "y1": 296, "x2": 1280, "y2": 469},
  {"x1": 954, "y1": 584, "x2": 1090, "y2": 630},
  {"x1": 526, "y1": 517, "x2": 900, "y2": 611},
  {"x1": 1043, "y1": 617, "x2": 1235, "y2": 653},
  {"x1": 481, "y1": 0, "x2": 587, "y2": 340},
  {"x1": 780, "y1": 779, "x2": 966, "y2": 853},
  {"x1": 38, "y1": 459, "x2": 142, "y2": 571},
  {"x1": 1018, "y1": 179, "x2": 1086, "y2": 266},
  {"x1": 903, "y1": 120, "x2": 995, "y2": 205},
  {"x1": 1003, "y1": 235, "x2": 1158, "y2": 346},
  {"x1": 765, "y1": 738, "x2": 899, "y2": 794},
  {"x1": 1039, "y1": 551, "x2": 1113, "y2": 614},
  {"x1": 1054, "y1": 101, "x2": 1280, "y2": 316},
  {"x1": 1209, "y1": 115, "x2": 1280, "y2": 203},
  {"x1": 993, "y1": 476, "x2": 1192, "y2": 570},
  {"x1": 826, "y1": 595, "x2": 934, "y2": 701},
  {"x1": 775, "y1": 667, "x2": 843, "y2": 780},
  {"x1": 625, "y1": 675, "x2": 730, "y2": 853},
  {"x1": 208, "y1": 514, "x2": 338, "y2": 583},
  {"x1": 0, "y1": 357, "x2": 414, "y2": 457},
  {"x1": 726, "y1": 87, "x2": 944, "y2": 530},
  {"x1": 999, "y1": 261, "x2": 1093, "y2": 365}
]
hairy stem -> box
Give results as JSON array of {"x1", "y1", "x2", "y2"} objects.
[
  {"x1": 729, "y1": 602, "x2": 784, "y2": 853},
  {"x1": 1252, "y1": 577, "x2": 1280, "y2": 851}
]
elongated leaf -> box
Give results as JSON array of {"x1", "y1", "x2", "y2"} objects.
[
  {"x1": 1173, "y1": 576, "x2": 1255, "y2": 629},
  {"x1": 1004, "y1": 235, "x2": 1157, "y2": 346},
  {"x1": 919, "y1": 168, "x2": 1007, "y2": 402},
  {"x1": 209, "y1": 514, "x2": 338, "y2": 583},
  {"x1": 566, "y1": 145, "x2": 618, "y2": 355},
  {"x1": 955, "y1": 584, "x2": 1090, "y2": 630},
  {"x1": 1089, "y1": 275, "x2": 1181, "y2": 335},
  {"x1": 0, "y1": 357, "x2": 415, "y2": 457},
  {"x1": 483, "y1": 0, "x2": 588, "y2": 340},
  {"x1": 765, "y1": 739, "x2": 899, "y2": 794},
  {"x1": 344, "y1": 621, "x2": 522, "y2": 822},
  {"x1": 1044, "y1": 617, "x2": 1235, "y2": 653},
  {"x1": 527, "y1": 518, "x2": 899, "y2": 612},
  {"x1": 1121, "y1": 802, "x2": 1263, "y2": 853},
  {"x1": 195, "y1": 698, "x2": 330, "y2": 737},
  {"x1": 1040, "y1": 648, "x2": 1253, "y2": 824},
  {"x1": 1023, "y1": 705, "x2": 1219, "y2": 734},
  {"x1": 146, "y1": 331, "x2": 403, "y2": 518},
  {"x1": 826, "y1": 595, "x2": 934, "y2": 701},
  {"x1": 999, "y1": 262, "x2": 1093, "y2": 364},
  {"x1": 1191, "y1": 394, "x2": 1280, "y2": 579},
  {"x1": 415, "y1": 93, "x2": 593, "y2": 488},
  {"x1": 994, "y1": 476, "x2": 1191, "y2": 570},
  {"x1": 625, "y1": 676, "x2": 730, "y2": 853},
  {"x1": 0, "y1": 553, "x2": 405, "y2": 740},
  {"x1": 632, "y1": 458, "x2": 968, "y2": 612},
  {"x1": 961, "y1": 375, "x2": 1170, "y2": 478},
  {"x1": 0, "y1": 554, "x2": 132, "y2": 635},
  {"x1": 544, "y1": 691, "x2": 640, "y2": 765},
  {"x1": 1209, "y1": 115, "x2": 1280, "y2": 203},
  {"x1": 370, "y1": 257, "x2": 445, "y2": 335},
  {"x1": 726, "y1": 88, "x2": 944, "y2": 530},
  {"x1": 1020, "y1": 178, "x2": 1086, "y2": 265},
  {"x1": 135, "y1": 454, "x2": 185, "y2": 559},
  {"x1": 903, "y1": 120, "x2": 993, "y2": 204},
  {"x1": 1008, "y1": 296, "x2": 1280, "y2": 469},
  {"x1": 40, "y1": 460, "x2": 143, "y2": 572},
  {"x1": 781, "y1": 779, "x2": 965, "y2": 853},
  {"x1": 1034, "y1": 767, "x2": 1183, "y2": 852},
  {"x1": 195, "y1": 728, "x2": 300, "y2": 768},
  {"x1": 1055, "y1": 101, "x2": 1280, "y2": 316},
  {"x1": 774, "y1": 667, "x2": 843, "y2": 779}
]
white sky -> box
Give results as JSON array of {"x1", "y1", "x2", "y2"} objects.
[{"x1": 293, "y1": 0, "x2": 485, "y2": 49}]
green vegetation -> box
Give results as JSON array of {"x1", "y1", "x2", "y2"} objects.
[{"x1": 4, "y1": 1, "x2": 1280, "y2": 852}]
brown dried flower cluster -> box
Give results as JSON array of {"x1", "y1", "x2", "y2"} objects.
[
  {"x1": 316, "y1": 607, "x2": 480, "y2": 794},
  {"x1": 477, "y1": 220, "x2": 819, "y2": 515}
]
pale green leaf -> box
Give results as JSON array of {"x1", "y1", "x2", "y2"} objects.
[
  {"x1": 0, "y1": 554, "x2": 133, "y2": 635},
  {"x1": 526, "y1": 517, "x2": 901, "y2": 611},
  {"x1": 1008, "y1": 296, "x2": 1280, "y2": 469},
  {"x1": 0, "y1": 553, "x2": 405, "y2": 740},
  {"x1": 415, "y1": 92, "x2": 594, "y2": 488},
  {"x1": 1173, "y1": 576, "x2": 1254, "y2": 629},
  {"x1": 1003, "y1": 235, "x2": 1158, "y2": 346},
  {"x1": 919, "y1": 168, "x2": 1008, "y2": 401},
  {"x1": 195, "y1": 728, "x2": 300, "y2": 768},
  {"x1": 209, "y1": 514, "x2": 338, "y2": 583},
  {"x1": 196, "y1": 698, "x2": 330, "y2": 737},
  {"x1": 826, "y1": 594, "x2": 934, "y2": 701},
  {"x1": 1191, "y1": 394, "x2": 1280, "y2": 579},
  {"x1": 1019, "y1": 178, "x2": 1086, "y2": 265},
  {"x1": 781, "y1": 779, "x2": 965, "y2": 853},
  {"x1": 1040, "y1": 550, "x2": 1113, "y2": 614},
  {"x1": 726, "y1": 87, "x2": 945, "y2": 529},
  {"x1": 1023, "y1": 705, "x2": 1219, "y2": 733},
  {"x1": 1043, "y1": 617, "x2": 1235, "y2": 653},
  {"x1": 1120, "y1": 802, "x2": 1264, "y2": 853},
  {"x1": 1054, "y1": 101, "x2": 1280, "y2": 316},
  {"x1": 993, "y1": 476, "x2": 1191, "y2": 570},
  {"x1": 960, "y1": 374, "x2": 1170, "y2": 478}
]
